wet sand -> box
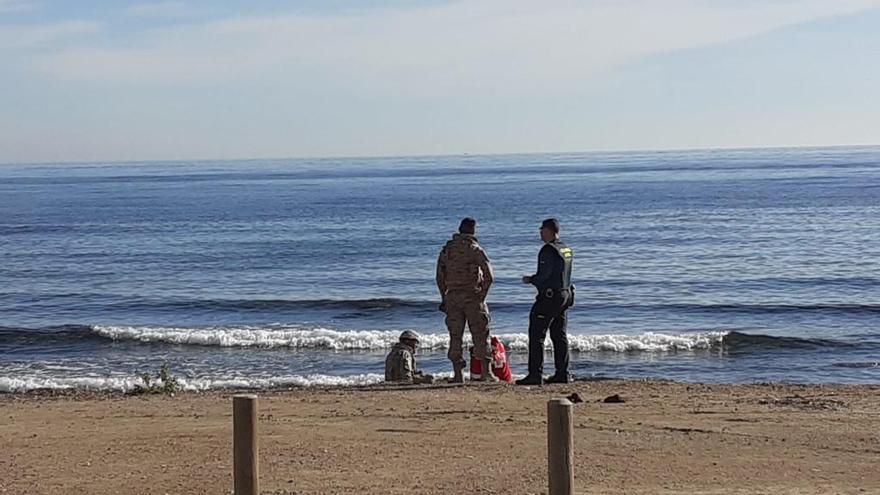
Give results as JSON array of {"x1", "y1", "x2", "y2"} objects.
[{"x1": 2, "y1": 380, "x2": 879, "y2": 494}]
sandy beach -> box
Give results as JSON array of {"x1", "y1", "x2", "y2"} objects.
[{"x1": 1, "y1": 380, "x2": 878, "y2": 494}]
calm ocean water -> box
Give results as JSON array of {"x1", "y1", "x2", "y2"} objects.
[{"x1": 1, "y1": 146, "x2": 878, "y2": 391}]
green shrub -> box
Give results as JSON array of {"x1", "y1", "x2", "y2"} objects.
[{"x1": 131, "y1": 362, "x2": 181, "y2": 395}]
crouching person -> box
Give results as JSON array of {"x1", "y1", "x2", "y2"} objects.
[{"x1": 385, "y1": 330, "x2": 434, "y2": 384}]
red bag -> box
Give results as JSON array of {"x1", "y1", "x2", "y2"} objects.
[{"x1": 470, "y1": 336, "x2": 513, "y2": 382}]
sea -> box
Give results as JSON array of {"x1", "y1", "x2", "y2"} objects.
[{"x1": 1, "y1": 146, "x2": 878, "y2": 392}]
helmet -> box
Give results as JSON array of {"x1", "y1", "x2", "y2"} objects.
[{"x1": 399, "y1": 330, "x2": 421, "y2": 343}]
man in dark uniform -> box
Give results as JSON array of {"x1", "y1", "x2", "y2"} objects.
[{"x1": 516, "y1": 218, "x2": 574, "y2": 385}]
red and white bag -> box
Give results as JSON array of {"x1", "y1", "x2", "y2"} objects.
[{"x1": 470, "y1": 336, "x2": 513, "y2": 382}]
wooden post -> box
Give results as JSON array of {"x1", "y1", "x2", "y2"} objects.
[
  {"x1": 233, "y1": 394, "x2": 259, "y2": 495},
  {"x1": 547, "y1": 398, "x2": 574, "y2": 495}
]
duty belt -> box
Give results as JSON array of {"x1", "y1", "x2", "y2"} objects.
[{"x1": 543, "y1": 288, "x2": 570, "y2": 298}]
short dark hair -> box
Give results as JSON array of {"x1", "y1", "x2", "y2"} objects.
[
  {"x1": 459, "y1": 217, "x2": 476, "y2": 234},
  {"x1": 541, "y1": 218, "x2": 560, "y2": 233}
]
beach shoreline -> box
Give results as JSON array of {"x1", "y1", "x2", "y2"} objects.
[{"x1": 2, "y1": 379, "x2": 879, "y2": 494}]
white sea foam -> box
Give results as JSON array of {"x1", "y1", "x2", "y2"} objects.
[
  {"x1": 92, "y1": 325, "x2": 726, "y2": 352},
  {"x1": 92, "y1": 324, "x2": 442, "y2": 349},
  {"x1": 0, "y1": 376, "x2": 142, "y2": 393},
  {"x1": 0, "y1": 373, "x2": 385, "y2": 393},
  {"x1": 506, "y1": 331, "x2": 727, "y2": 353},
  {"x1": 175, "y1": 373, "x2": 385, "y2": 391}
]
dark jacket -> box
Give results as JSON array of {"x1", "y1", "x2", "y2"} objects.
[{"x1": 530, "y1": 239, "x2": 573, "y2": 293}]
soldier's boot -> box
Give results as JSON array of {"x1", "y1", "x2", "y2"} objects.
[
  {"x1": 451, "y1": 362, "x2": 464, "y2": 383},
  {"x1": 479, "y1": 358, "x2": 499, "y2": 382}
]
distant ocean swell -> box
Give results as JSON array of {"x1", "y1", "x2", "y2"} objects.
[
  {"x1": 5, "y1": 296, "x2": 880, "y2": 317},
  {"x1": 4, "y1": 324, "x2": 869, "y2": 353}
]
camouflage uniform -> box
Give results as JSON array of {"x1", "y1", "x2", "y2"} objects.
[
  {"x1": 385, "y1": 342, "x2": 418, "y2": 382},
  {"x1": 436, "y1": 233, "x2": 494, "y2": 368}
]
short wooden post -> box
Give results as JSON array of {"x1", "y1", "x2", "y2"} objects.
[
  {"x1": 233, "y1": 394, "x2": 259, "y2": 495},
  {"x1": 547, "y1": 398, "x2": 574, "y2": 495}
]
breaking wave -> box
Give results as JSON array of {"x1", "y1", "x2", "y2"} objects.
[
  {"x1": 7, "y1": 325, "x2": 870, "y2": 355},
  {"x1": 89, "y1": 324, "x2": 726, "y2": 352}
]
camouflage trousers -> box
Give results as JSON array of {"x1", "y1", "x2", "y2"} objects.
[{"x1": 444, "y1": 290, "x2": 491, "y2": 367}]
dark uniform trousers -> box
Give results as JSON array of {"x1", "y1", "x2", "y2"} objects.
[{"x1": 527, "y1": 289, "x2": 571, "y2": 377}]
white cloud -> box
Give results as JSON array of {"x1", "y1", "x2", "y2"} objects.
[
  {"x1": 0, "y1": 20, "x2": 100, "y2": 49},
  {"x1": 0, "y1": 0, "x2": 36, "y2": 14},
  {"x1": 125, "y1": 2, "x2": 193, "y2": 19},
  {"x1": 26, "y1": 0, "x2": 880, "y2": 97},
  {"x1": 26, "y1": 0, "x2": 880, "y2": 100}
]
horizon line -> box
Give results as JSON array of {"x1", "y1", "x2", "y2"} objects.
[{"x1": 2, "y1": 141, "x2": 879, "y2": 168}]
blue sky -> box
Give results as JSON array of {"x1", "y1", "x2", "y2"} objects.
[{"x1": 1, "y1": 0, "x2": 879, "y2": 163}]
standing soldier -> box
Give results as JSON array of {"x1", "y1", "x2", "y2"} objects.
[
  {"x1": 516, "y1": 218, "x2": 574, "y2": 385},
  {"x1": 436, "y1": 217, "x2": 496, "y2": 383}
]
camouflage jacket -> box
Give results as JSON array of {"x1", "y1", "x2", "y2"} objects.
[
  {"x1": 436, "y1": 233, "x2": 494, "y2": 297},
  {"x1": 385, "y1": 342, "x2": 417, "y2": 382}
]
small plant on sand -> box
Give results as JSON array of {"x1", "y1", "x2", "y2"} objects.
[{"x1": 131, "y1": 362, "x2": 181, "y2": 395}]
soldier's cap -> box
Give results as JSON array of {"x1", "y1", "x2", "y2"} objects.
[
  {"x1": 458, "y1": 217, "x2": 476, "y2": 235},
  {"x1": 541, "y1": 218, "x2": 560, "y2": 233},
  {"x1": 399, "y1": 330, "x2": 421, "y2": 343}
]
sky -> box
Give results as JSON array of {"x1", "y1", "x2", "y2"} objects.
[{"x1": 1, "y1": 0, "x2": 879, "y2": 163}]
